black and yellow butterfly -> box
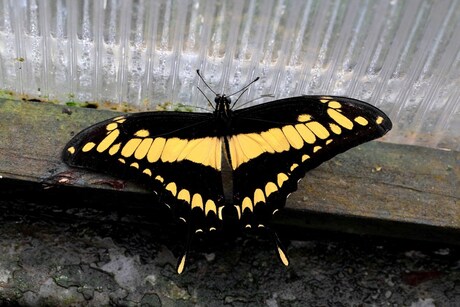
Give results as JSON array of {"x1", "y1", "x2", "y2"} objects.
[{"x1": 63, "y1": 71, "x2": 392, "y2": 273}]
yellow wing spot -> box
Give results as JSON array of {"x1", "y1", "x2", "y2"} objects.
[
  {"x1": 155, "y1": 175, "x2": 164, "y2": 183},
  {"x1": 82, "y1": 142, "x2": 96, "y2": 152},
  {"x1": 177, "y1": 254, "x2": 186, "y2": 274},
  {"x1": 130, "y1": 162, "x2": 139, "y2": 169},
  {"x1": 295, "y1": 124, "x2": 316, "y2": 144},
  {"x1": 134, "y1": 129, "x2": 150, "y2": 137},
  {"x1": 260, "y1": 128, "x2": 290, "y2": 153},
  {"x1": 143, "y1": 168, "x2": 152, "y2": 176},
  {"x1": 106, "y1": 122, "x2": 118, "y2": 131},
  {"x1": 277, "y1": 173, "x2": 289, "y2": 187},
  {"x1": 376, "y1": 116, "x2": 384, "y2": 125},
  {"x1": 177, "y1": 189, "x2": 190, "y2": 204},
  {"x1": 301, "y1": 154, "x2": 310, "y2": 162},
  {"x1": 97, "y1": 129, "x2": 120, "y2": 152},
  {"x1": 320, "y1": 99, "x2": 329, "y2": 103},
  {"x1": 230, "y1": 134, "x2": 265, "y2": 168},
  {"x1": 234, "y1": 205, "x2": 241, "y2": 220},
  {"x1": 277, "y1": 246, "x2": 290, "y2": 266},
  {"x1": 354, "y1": 116, "x2": 368, "y2": 126},
  {"x1": 178, "y1": 137, "x2": 222, "y2": 170},
  {"x1": 253, "y1": 188, "x2": 265, "y2": 205},
  {"x1": 320, "y1": 96, "x2": 333, "y2": 100},
  {"x1": 329, "y1": 123, "x2": 342, "y2": 134},
  {"x1": 121, "y1": 138, "x2": 142, "y2": 157},
  {"x1": 147, "y1": 137, "x2": 166, "y2": 163},
  {"x1": 109, "y1": 143, "x2": 121, "y2": 155},
  {"x1": 118, "y1": 158, "x2": 125, "y2": 164},
  {"x1": 265, "y1": 182, "x2": 278, "y2": 197},
  {"x1": 191, "y1": 194, "x2": 204, "y2": 210},
  {"x1": 328, "y1": 100, "x2": 342, "y2": 109},
  {"x1": 326, "y1": 139, "x2": 333, "y2": 145},
  {"x1": 290, "y1": 163, "x2": 299, "y2": 172},
  {"x1": 161, "y1": 138, "x2": 188, "y2": 163},
  {"x1": 242, "y1": 197, "x2": 253, "y2": 212},
  {"x1": 205, "y1": 199, "x2": 217, "y2": 216},
  {"x1": 165, "y1": 182, "x2": 177, "y2": 196},
  {"x1": 134, "y1": 138, "x2": 153, "y2": 160},
  {"x1": 115, "y1": 118, "x2": 126, "y2": 124},
  {"x1": 313, "y1": 146, "x2": 322, "y2": 153},
  {"x1": 297, "y1": 114, "x2": 312, "y2": 122},
  {"x1": 327, "y1": 108, "x2": 353, "y2": 130},
  {"x1": 67, "y1": 146, "x2": 75, "y2": 154},
  {"x1": 306, "y1": 121, "x2": 330, "y2": 139},
  {"x1": 113, "y1": 116, "x2": 125, "y2": 121},
  {"x1": 282, "y1": 125, "x2": 304, "y2": 149},
  {"x1": 218, "y1": 206, "x2": 224, "y2": 220}
]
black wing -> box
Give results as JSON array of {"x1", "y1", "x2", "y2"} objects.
[
  {"x1": 63, "y1": 111, "x2": 225, "y2": 236},
  {"x1": 228, "y1": 96, "x2": 392, "y2": 229}
]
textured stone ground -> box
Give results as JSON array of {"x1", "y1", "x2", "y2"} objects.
[{"x1": 0, "y1": 196, "x2": 459, "y2": 306}]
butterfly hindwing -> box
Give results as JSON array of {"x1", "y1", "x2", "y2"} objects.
[
  {"x1": 228, "y1": 96, "x2": 392, "y2": 226},
  {"x1": 63, "y1": 111, "x2": 225, "y2": 231}
]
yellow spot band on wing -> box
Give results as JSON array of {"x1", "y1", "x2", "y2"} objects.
[
  {"x1": 134, "y1": 138, "x2": 153, "y2": 159},
  {"x1": 143, "y1": 168, "x2": 152, "y2": 176},
  {"x1": 327, "y1": 108, "x2": 353, "y2": 130},
  {"x1": 302, "y1": 154, "x2": 310, "y2": 162},
  {"x1": 329, "y1": 123, "x2": 342, "y2": 135},
  {"x1": 109, "y1": 143, "x2": 121, "y2": 155},
  {"x1": 165, "y1": 182, "x2": 177, "y2": 196},
  {"x1": 265, "y1": 182, "x2": 278, "y2": 197},
  {"x1": 161, "y1": 138, "x2": 188, "y2": 162},
  {"x1": 313, "y1": 146, "x2": 322, "y2": 153},
  {"x1": 205, "y1": 199, "x2": 217, "y2": 216},
  {"x1": 295, "y1": 124, "x2": 316, "y2": 144},
  {"x1": 155, "y1": 175, "x2": 164, "y2": 183},
  {"x1": 191, "y1": 194, "x2": 204, "y2": 210},
  {"x1": 376, "y1": 116, "x2": 384, "y2": 125},
  {"x1": 147, "y1": 137, "x2": 166, "y2": 162},
  {"x1": 82, "y1": 142, "x2": 96, "y2": 152},
  {"x1": 354, "y1": 116, "x2": 368, "y2": 126},
  {"x1": 177, "y1": 189, "x2": 190, "y2": 204},
  {"x1": 254, "y1": 188, "x2": 265, "y2": 205},
  {"x1": 67, "y1": 147, "x2": 75, "y2": 154},
  {"x1": 282, "y1": 125, "x2": 304, "y2": 149},
  {"x1": 306, "y1": 122, "x2": 330, "y2": 139},
  {"x1": 328, "y1": 100, "x2": 342, "y2": 109},
  {"x1": 134, "y1": 129, "x2": 150, "y2": 137},
  {"x1": 277, "y1": 246, "x2": 290, "y2": 266},
  {"x1": 121, "y1": 138, "x2": 142, "y2": 157},
  {"x1": 297, "y1": 114, "x2": 312, "y2": 122},
  {"x1": 106, "y1": 123, "x2": 118, "y2": 131},
  {"x1": 277, "y1": 173, "x2": 288, "y2": 187},
  {"x1": 97, "y1": 129, "x2": 120, "y2": 153},
  {"x1": 130, "y1": 162, "x2": 139, "y2": 169},
  {"x1": 242, "y1": 197, "x2": 253, "y2": 212}
]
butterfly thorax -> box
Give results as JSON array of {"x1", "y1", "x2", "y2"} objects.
[{"x1": 214, "y1": 94, "x2": 233, "y2": 133}]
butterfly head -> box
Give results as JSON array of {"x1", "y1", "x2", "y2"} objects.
[{"x1": 214, "y1": 94, "x2": 233, "y2": 119}]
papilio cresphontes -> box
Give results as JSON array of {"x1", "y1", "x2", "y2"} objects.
[{"x1": 63, "y1": 71, "x2": 392, "y2": 273}]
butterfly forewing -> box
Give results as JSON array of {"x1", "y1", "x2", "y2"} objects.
[
  {"x1": 63, "y1": 111, "x2": 225, "y2": 232},
  {"x1": 228, "y1": 96, "x2": 392, "y2": 226}
]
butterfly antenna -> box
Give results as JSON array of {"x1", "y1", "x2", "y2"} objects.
[
  {"x1": 197, "y1": 86, "x2": 215, "y2": 110},
  {"x1": 196, "y1": 70, "x2": 218, "y2": 96},
  {"x1": 230, "y1": 88, "x2": 249, "y2": 109}
]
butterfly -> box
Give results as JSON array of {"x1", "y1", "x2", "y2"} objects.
[{"x1": 63, "y1": 70, "x2": 392, "y2": 273}]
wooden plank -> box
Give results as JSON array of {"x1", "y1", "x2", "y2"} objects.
[{"x1": 0, "y1": 99, "x2": 459, "y2": 242}]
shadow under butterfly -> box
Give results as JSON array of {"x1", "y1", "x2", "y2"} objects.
[{"x1": 62, "y1": 70, "x2": 392, "y2": 274}]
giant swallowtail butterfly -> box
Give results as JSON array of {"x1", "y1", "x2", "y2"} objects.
[{"x1": 63, "y1": 70, "x2": 392, "y2": 273}]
